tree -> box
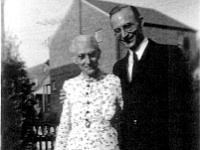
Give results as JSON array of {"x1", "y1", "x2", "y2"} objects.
[{"x1": 1, "y1": 33, "x2": 36, "y2": 150}]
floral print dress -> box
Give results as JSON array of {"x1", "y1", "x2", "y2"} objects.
[{"x1": 55, "y1": 72, "x2": 123, "y2": 150}]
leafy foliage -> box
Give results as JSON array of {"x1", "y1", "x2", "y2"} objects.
[{"x1": 2, "y1": 34, "x2": 36, "y2": 150}]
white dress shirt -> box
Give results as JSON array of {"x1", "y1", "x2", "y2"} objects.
[{"x1": 127, "y1": 38, "x2": 149, "y2": 81}]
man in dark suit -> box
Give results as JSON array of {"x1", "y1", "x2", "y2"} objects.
[{"x1": 110, "y1": 5, "x2": 194, "y2": 150}]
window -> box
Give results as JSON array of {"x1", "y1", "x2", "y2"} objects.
[
  {"x1": 52, "y1": 80, "x2": 56, "y2": 91},
  {"x1": 95, "y1": 29, "x2": 103, "y2": 43},
  {"x1": 42, "y1": 84, "x2": 51, "y2": 113},
  {"x1": 177, "y1": 31, "x2": 184, "y2": 49}
]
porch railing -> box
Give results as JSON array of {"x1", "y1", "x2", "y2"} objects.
[{"x1": 23, "y1": 122, "x2": 57, "y2": 150}]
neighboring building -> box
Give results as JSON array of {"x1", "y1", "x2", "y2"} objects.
[
  {"x1": 27, "y1": 60, "x2": 51, "y2": 114},
  {"x1": 49, "y1": 0, "x2": 197, "y2": 116}
]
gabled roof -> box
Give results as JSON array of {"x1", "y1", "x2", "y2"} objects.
[
  {"x1": 85, "y1": 0, "x2": 195, "y2": 31},
  {"x1": 27, "y1": 60, "x2": 50, "y2": 92},
  {"x1": 50, "y1": 63, "x2": 80, "y2": 78}
]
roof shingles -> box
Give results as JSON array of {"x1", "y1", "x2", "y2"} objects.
[{"x1": 85, "y1": 0, "x2": 195, "y2": 30}]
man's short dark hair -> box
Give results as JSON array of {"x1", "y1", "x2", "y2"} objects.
[{"x1": 109, "y1": 5, "x2": 141, "y2": 21}]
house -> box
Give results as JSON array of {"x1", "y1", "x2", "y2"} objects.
[
  {"x1": 27, "y1": 60, "x2": 51, "y2": 114},
  {"x1": 49, "y1": 0, "x2": 197, "y2": 117}
]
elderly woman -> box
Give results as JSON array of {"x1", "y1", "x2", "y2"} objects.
[{"x1": 54, "y1": 35, "x2": 123, "y2": 150}]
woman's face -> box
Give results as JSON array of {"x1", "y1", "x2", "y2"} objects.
[{"x1": 74, "y1": 42, "x2": 100, "y2": 77}]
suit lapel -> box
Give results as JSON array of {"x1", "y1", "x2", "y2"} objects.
[
  {"x1": 121, "y1": 39, "x2": 156, "y2": 84},
  {"x1": 139, "y1": 39, "x2": 155, "y2": 62},
  {"x1": 130, "y1": 39, "x2": 155, "y2": 83}
]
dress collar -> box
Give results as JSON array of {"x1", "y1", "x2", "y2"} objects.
[{"x1": 79, "y1": 70, "x2": 106, "y2": 82}]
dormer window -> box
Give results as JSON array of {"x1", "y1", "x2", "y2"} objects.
[{"x1": 95, "y1": 29, "x2": 103, "y2": 43}]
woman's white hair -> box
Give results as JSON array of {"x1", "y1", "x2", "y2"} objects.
[{"x1": 69, "y1": 35, "x2": 100, "y2": 54}]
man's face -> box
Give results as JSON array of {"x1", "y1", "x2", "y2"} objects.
[
  {"x1": 110, "y1": 7, "x2": 144, "y2": 50},
  {"x1": 74, "y1": 42, "x2": 100, "y2": 77}
]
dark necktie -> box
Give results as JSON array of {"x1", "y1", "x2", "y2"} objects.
[{"x1": 132, "y1": 51, "x2": 138, "y2": 77}]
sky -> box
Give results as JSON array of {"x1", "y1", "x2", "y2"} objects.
[{"x1": 4, "y1": 0, "x2": 200, "y2": 68}]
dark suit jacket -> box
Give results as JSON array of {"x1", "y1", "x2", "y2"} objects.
[{"x1": 113, "y1": 39, "x2": 194, "y2": 150}]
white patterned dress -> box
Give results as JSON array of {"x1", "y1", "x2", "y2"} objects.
[{"x1": 55, "y1": 72, "x2": 123, "y2": 150}]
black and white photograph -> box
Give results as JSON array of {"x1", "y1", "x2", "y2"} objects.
[{"x1": 1, "y1": 0, "x2": 200, "y2": 150}]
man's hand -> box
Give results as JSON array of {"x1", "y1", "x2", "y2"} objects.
[{"x1": 59, "y1": 88, "x2": 66, "y2": 104}]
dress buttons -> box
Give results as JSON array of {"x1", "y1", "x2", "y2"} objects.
[
  {"x1": 134, "y1": 119, "x2": 137, "y2": 125},
  {"x1": 85, "y1": 119, "x2": 91, "y2": 128}
]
